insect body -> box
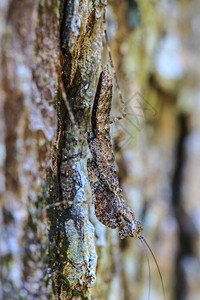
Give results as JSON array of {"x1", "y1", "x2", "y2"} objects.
[
  {"x1": 87, "y1": 66, "x2": 143, "y2": 239},
  {"x1": 87, "y1": 65, "x2": 166, "y2": 300}
]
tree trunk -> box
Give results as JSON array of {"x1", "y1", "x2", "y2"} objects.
[
  {"x1": 1, "y1": 1, "x2": 200, "y2": 300},
  {"x1": 1, "y1": 0, "x2": 104, "y2": 299}
]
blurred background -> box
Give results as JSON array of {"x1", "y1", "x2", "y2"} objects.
[{"x1": 92, "y1": 1, "x2": 200, "y2": 299}]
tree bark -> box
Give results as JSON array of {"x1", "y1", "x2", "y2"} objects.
[
  {"x1": 46, "y1": 1, "x2": 105, "y2": 298},
  {"x1": 1, "y1": 1, "x2": 200, "y2": 300},
  {"x1": 1, "y1": 0, "x2": 105, "y2": 299},
  {"x1": 1, "y1": 0, "x2": 60, "y2": 299}
]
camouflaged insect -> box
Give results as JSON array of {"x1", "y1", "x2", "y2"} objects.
[{"x1": 87, "y1": 66, "x2": 143, "y2": 239}]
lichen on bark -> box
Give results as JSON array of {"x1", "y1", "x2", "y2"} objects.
[{"x1": 45, "y1": 1, "x2": 107, "y2": 298}]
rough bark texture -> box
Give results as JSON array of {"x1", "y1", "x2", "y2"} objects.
[
  {"x1": 1, "y1": 0, "x2": 104, "y2": 299},
  {"x1": 46, "y1": 1, "x2": 105, "y2": 298},
  {"x1": 1, "y1": 0, "x2": 60, "y2": 299},
  {"x1": 1, "y1": 0, "x2": 200, "y2": 300}
]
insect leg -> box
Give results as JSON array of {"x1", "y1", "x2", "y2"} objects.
[{"x1": 103, "y1": 13, "x2": 127, "y2": 123}]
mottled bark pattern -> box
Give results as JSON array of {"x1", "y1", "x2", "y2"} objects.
[
  {"x1": 0, "y1": 0, "x2": 60, "y2": 298},
  {"x1": 45, "y1": 1, "x2": 106, "y2": 299}
]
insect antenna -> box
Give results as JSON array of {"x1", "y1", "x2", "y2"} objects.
[
  {"x1": 139, "y1": 235, "x2": 166, "y2": 300},
  {"x1": 138, "y1": 236, "x2": 151, "y2": 300},
  {"x1": 103, "y1": 13, "x2": 127, "y2": 123}
]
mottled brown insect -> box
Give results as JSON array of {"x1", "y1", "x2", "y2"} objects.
[
  {"x1": 87, "y1": 65, "x2": 166, "y2": 299},
  {"x1": 87, "y1": 66, "x2": 143, "y2": 239}
]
